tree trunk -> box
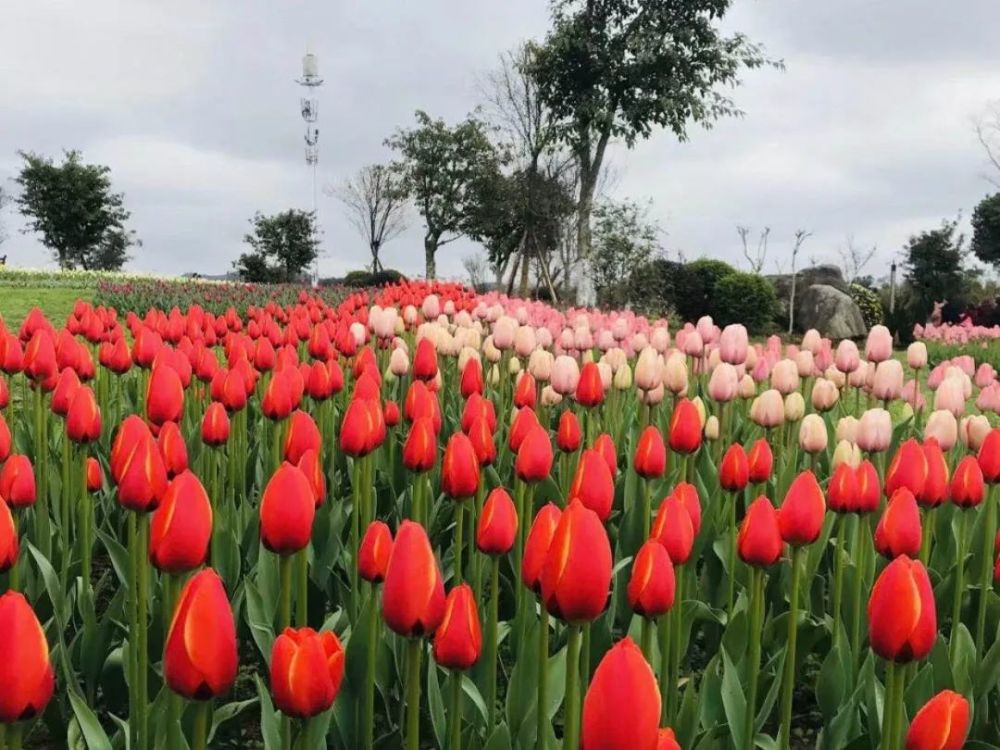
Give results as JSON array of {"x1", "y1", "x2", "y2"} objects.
[
  {"x1": 424, "y1": 237, "x2": 437, "y2": 280},
  {"x1": 518, "y1": 247, "x2": 531, "y2": 298},
  {"x1": 370, "y1": 242, "x2": 383, "y2": 274}
]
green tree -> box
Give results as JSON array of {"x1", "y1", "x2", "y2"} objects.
[
  {"x1": 386, "y1": 111, "x2": 502, "y2": 279},
  {"x1": 532, "y1": 0, "x2": 775, "y2": 283},
  {"x1": 903, "y1": 218, "x2": 968, "y2": 320},
  {"x1": 971, "y1": 193, "x2": 1000, "y2": 268},
  {"x1": 588, "y1": 198, "x2": 660, "y2": 307},
  {"x1": 15, "y1": 150, "x2": 139, "y2": 270},
  {"x1": 234, "y1": 209, "x2": 320, "y2": 283}
]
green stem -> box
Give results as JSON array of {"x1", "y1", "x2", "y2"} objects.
[
  {"x1": 881, "y1": 662, "x2": 899, "y2": 750},
  {"x1": 405, "y1": 638, "x2": 423, "y2": 750},
  {"x1": 296, "y1": 547, "x2": 308, "y2": 626},
  {"x1": 744, "y1": 567, "x2": 764, "y2": 750},
  {"x1": 79, "y1": 449, "x2": 92, "y2": 594},
  {"x1": 537, "y1": 605, "x2": 549, "y2": 750},
  {"x1": 951, "y1": 510, "x2": 971, "y2": 660},
  {"x1": 454, "y1": 500, "x2": 465, "y2": 583},
  {"x1": 282, "y1": 715, "x2": 292, "y2": 750},
  {"x1": 581, "y1": 622, "x2": 591, "y2": 705},
  {"x1": 449, "y1": 670, "x2": 463, "y2": 750},
  {"x1": 6, "y1": 724, "x2": 20, "y2": 750},
  {"x1": 487, "y1": 557, "x2": 499, "y2": 729},
  {"x1": 976, "y1": 484, "x2": 997, "y2": 656},
  {"x1": 362, "y1": 589, "x2": 378, "y2": 750},
  {"x1": 191, "y1": 700, "x2": 211, "y2": 750},
  {"x1": 831, "y1": 515, "x2": 846, "y2": 652},
  {"x1": 727, "y1": 491, "x2": 738, "y2": 611},
  {"x1": 641, "y1": 478, "x2": 652, "y2": 539},
  {"x1": 137, "y1": 514, "x2": 149, "y2": 750},
  {"x1": 279, "y1": 554, "x2": 293, "y2": 631},
  {"x1": 779, "y1": 547, "x2": 803, "y2": 750},
  {"x1": 850, "y1": 516, "x2": 867, "y2": 669},
  {"x1": 667, "y1": 569, "x2": 686, "y2": 721},
  {"x1": 641, "y1": 617, "x2": 654, "y2": 664},
  {"x1": 563, "y1": 626, "x2": 582, "y2": 750},
  {"x1": 351, "y1": 459, "x2": 363, "y2": 621},
  {"x1": 127, "y1": 512, "x2": 139, "y2": 750},
  {"x1": 60, "y1": 437, "x2": 71, "y2": 585}
]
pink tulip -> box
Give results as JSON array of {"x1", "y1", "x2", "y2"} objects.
[
  {"x1": 801, "y1": 329, "x2": 821, "y2": 354},
  {"x1": 750, "y1": 389, "x2": 785, "y2": 428},
  {"x1": 872, "y1": 360, "x2": 904, "y2": 401},
  {"x1": 906, "y1": 342, "x2": 928, "y2": 369},
  {"x1": 865, "y1": 325, "x2": 893, "y2": 363},
  {"x1": 719, "y1": 324, "x2": 748, "y2": 365},
  {"x1": 924, "y1": 410, "x2": 958, "y2": 451},
  {"x1": 771, "y1": 359, "x2": 799, "y2": 395},
  {"x1": 811, "y1": 377, "x2": 840, "y2": 412},
  {"x1": 857, "y1": 408, "x2": 892, "y2": 453},
  {"x1": 551, "y1": 355, "x2": 580, "y2": 396},
  {"x1": 934, "y1": 376, "x2": 966, "y2": 417},
  {"x1": 708, "y1": 363, "x2": 739, "y2": 402}
]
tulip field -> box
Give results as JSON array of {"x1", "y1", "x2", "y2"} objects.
[{"x1": 2, "y1": 279, "x2": 1000, "y2": 750}]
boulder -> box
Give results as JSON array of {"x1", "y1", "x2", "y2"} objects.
[
  {"x1": 795, "y1": 284, "x2": 867, "y2": 339},
  {"x1": 768, "y1": 265, "x2": 849, "y2": 301}
]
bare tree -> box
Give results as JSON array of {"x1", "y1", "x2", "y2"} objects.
[
  {"x1": 0, "y1": 186, "x2": 10, "y2": 250},
  {"x1": 330, "y1": 164, "x2": 408, "y2": 273},
  {"x1": 975, "y1": 101, "x2": 1000, "y2": 188},
  {"x1": 737, "y1": 225, "x2": 770, "y2": 273},
  {"x1": 838, "y1": 234, "x2": 878, "y2": 283},
  {"x1": 787, "y1": 229, "x2": 813, "y2": 334},
  {"x1": 462, "y1": 252, "x2": 491, "y2": 292}
]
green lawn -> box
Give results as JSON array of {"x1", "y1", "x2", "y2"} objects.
[{"x1": 0, "y1": 286, "x2": 88, "y2": 328}]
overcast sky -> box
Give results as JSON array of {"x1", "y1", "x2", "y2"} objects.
[{"x1": 2, "y1": 1, "x2": 999, "y2": 281}]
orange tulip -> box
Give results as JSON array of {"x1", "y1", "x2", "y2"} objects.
[
  {"x1": 868, "y1": 555, "x2": 936, "y2": 663},
  {"x1": 477, "y1": 488, "x2": 518, "y2": 556},
  {"x1": 522, "y1": 503, "x2": 562, "y2": 593},
  {"x1": 905, "y1": 689, "x2": 969, "y2": 750},
  {"x1": 719, "y1": 443, "x2": 749, "y2": 492},
  {"x1": 581, "y1": 637, "x2": 661, "y2": 750},
  {"x1": 358, "y1": 521, "x2": 393, "y2": 584},
  {"x1": 66, "y1": 385, "x2": 101, "y2": 443},
  {"x1": 568, "y1": 448, "x2": 614, "y2": 521},
  {"x1": 0, "y1": 592, "x2": 55, "y2": 723},
  {"x1": 164, "y1": 569, "x2": 238, "y2": 699},
  {"x1": 85, "y1": 457, "x2": 102, "y2": 492},
  {"x1": 874, "y1": 488, "x2": 922, "y2": 559},
  {"x1": 382, "y1": 521, "x2": 446, "y2": 637},
  {"x1": 627, "y1": 540, "x2": 675, "y2": 618},
  {"x1": 0, "y1": 455, "x2": 35, "y2": 508},
  {"x1": 515, "y1": 424, "x2": 554, "y2": 484},
  {"x1": 777, "y1": 470, "x2": 826, "y2": 546},
  {"x1": 738, "y1": 497, "x2": 783, "y2": 567},
  {"x1": 0, "y1": 498, "x2": 17, "y2": 573},
  {"x1": 441, "y1": 432, "x2": 480, "y2": 500},
  {"x1": 432, "y1": 584, "x2": 483, "y2": 671},
  {"x1": 541, "y1": 499, "x2": 612, "y2": 623},
  {"x1": 150, "y1": 470, "x2": 213, "y2": 573},
  {"x1": 633, "y1": 426, "x2": 666, "y2": 479},
  {"x1": 270, "y1": 627, "x2": 345, "y2": 718}
]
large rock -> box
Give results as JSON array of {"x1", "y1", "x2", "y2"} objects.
[
  {"x1": 796, "y1": 284, "x2": 867, "y2": 339},
  {"x1": 768, "y1": 265, "x2": 850, "y2": 302}
]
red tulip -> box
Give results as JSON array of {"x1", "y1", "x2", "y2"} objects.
[
  {"x1": 747, "y1": 438, "x2": 773, "y2": 483},
  {"x1": 383, "y1": 400, "x2": 401, "y2": 427},
  {"x1": 515, "y1": 425, "x2": 554, "y2": 483},
  {"x1": 568, "y1": 448, "x2": 614, "y2": 522},
  {"x1": 672, "y1": 482, "x2": 702, "y2": 536},
  {"x1": 633, "y1": 426, "x2": 666, "y2": 479},
  {"x1": 0, "y1": 415, "x2": 9, "y2": 464},
  {"x1": 885, "y1": 438, "x2": 928, "y2": 498},
  {"x1": 514, "y1": 372, "x2": 537, "y2": 409},
  {"x1": 305, "y1": 361, "x2": 336, "y2": 400},
  {"x1": 0, "y1": 455, "x2": 36, "y2": 508},
  {"x1": 0, "y1": 498, "x2": 17, "y2": 573},
  {"x1": 855, "y1": 460, "x2": 881, "y2": 513},
  {"x1": 874, "y1": 488, "x2": 922, "y2": 559},
  {"x1": 593, "y1": 433, "x2": 618, "y2": 478},
  {"x1": 23, "y1": 329, "x2": 56, "y2": 382},
  {"x1": 657, "y1": 729, "x2": 682, "y2": 750},
  {"x1": 339, "y1": 397, "x2": 385, "y2": 458},
  {"x1": 412, "y1": 337, "x2": 438, "y2": 381},
  {"x1": 627, "y1": 540, "x2": 675, "y2": 618},
  {"x1": 778, "y1": 470, "x2": 826, "y2": 546},
  {"x1": 50, "y1": 367, "x2": 80, "y2": 416},
  {"x1": 738, "y1": 496, "x2": 783, "y2": 567},
  {"x1": 868, "y1": 555, "x2": 936, "y2": 663},
  {"x1": 951, "y1": 455, "x2": 985, "y2": 508},
  {"x1": 146, "y1": 363, "x2": 184, "y2": 426},
  {"x1": 270, "y1": 627, "x2": 345, "y2": 718},
  {"x1": 405, "y1": 380, "x2": 441, "y2": 434},
  {"x1": 581, "y1": 637, "x2": 661, "y2": 750},
  {"x1": 358, "y1": 521, "x2": 393, "y2": 583},
  {"x1": 522, "y1": 503, "x2": 563, "y2": 593},
  {"x1": 201, "y1": 402, "x2": 230, "y2": 446},
  {"x1": 467, "y1": 415, "x2": 497, "y2": 467},
  {"x1": 164, "y1": 569, "x2": 238, "y2": 699},
  {"x1": 827, "y1": 463, "x2": 857, "y2": 514},
  {"x1": 919, "y1": 439, "x2": 949, "y2": 507},
  {"x1": 403, "y1": 417, "x2": 437, "y2": 473},
  {"x1": 541, "y1": 499, "x2": 612, "y2": 623},
  {"x1": 432, "y1": 584, "x2": 482, "y2": 671},
  {"x1": 382, "y1": 521, "x2": 446, "y2": 637},
  {"x1": 477, "y1": 488, "x2": 518, "y2": 555},
  {"x1": 260, "y1": 463, "x2": 316, "y2": 555},
  {"x1": 156, "y1": 421, "x2": 188, "y2": 477},
  {"x1": 575, "y1": 362, "x2": 605, "y2": 407},
  {"x1": 460, "y1": 358, "x2": 484, "y2": 398},
  {"x1": 557, "y1": 410, "x2": 582, "y2": 453},
  {"x1": 668, "y1": 398, "x2": 701, "y2": 455},
  {"x1": 508, "y1": 405, "x2": 539, "y2": 453},
  {"x1": 283, "y1": 410, "x2": 321, "y2": 465},
  {"x1": 150, "y1": 470, "x2": 213, "y2": 573},
  {"x1": 461, "y1": 392, "x2": 496, "y2": 434},
  {"x1": 262, "y1": 369, "x2": 296, "y2": 421},
  {"x1": 0, "y1": 592, "x2": 55, "y2": 722},
  {"x1": 66, "y1": 385, "x2": 101, "y2": 443},
  {"x1": 905, "y1": 690, "x2": 969, "y2": 750},
  {"x1": 651, "y1": 494, "x2": 695, "y2": 565},
  {"x1": 719, "y1": 443, "x2": 749, "y2": 492},
  {"x1": 296, "y1": 448, "x2": 327, "y2": 507},
  {"x1": 441, "y1": 432, "x2": 479, "y2": 500},
  {"x1": 113, "y1": 424, "x2": 168, "y2": 512},
  {"x1": 978, "y1": 428, "x2": 1000, "y2": 483}
]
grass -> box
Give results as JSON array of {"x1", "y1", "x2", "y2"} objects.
[{"x1": 0, "y1": 286, "x2": 87, "y2": 328}]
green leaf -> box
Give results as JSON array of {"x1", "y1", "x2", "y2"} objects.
[
  {"x1": 484, "y1": 722, "x2": 511, "y2": 750},
  {"x1": 427, "y1": 662, "x2": 446, "y2": 750},
  {"x1": 68, "y1": 689, "x2": 114, "y2": 750},
  {"x1": 256, "y1": 674, "x2": 282, "y2": 750},
  {"x1": 720, "y1": 647, "x2": 746, "y2": 749},
  {"x1": 816, "y1": 642, "x2": 848, "y2": 721}
]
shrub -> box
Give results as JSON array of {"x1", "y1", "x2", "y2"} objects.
[
  {"x1": 849, "y1": 283, "x2": 884, "y2": 327},
  {"x1": 341, "y1": 269, "x2": 406, "y2": 288},
  {"x1": 673, "y1": 258, "x2": 737, "y2": 323},
  {"x1": 626, "y1": 258, "x2": 683, "y2": 319},
  {"x1": 712, "y1": 272, "x2": 777, "y2": 334}
]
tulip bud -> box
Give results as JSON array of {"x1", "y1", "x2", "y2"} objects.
[
  {"x1": 872, "y1": 359, "x2": 904, "y2": 401},
  {"x1": 747, "y1": 438, "x2": 773, "y2": 483},
  {"x1": 662, "y1": 353, "x2": 688, "y2": 395},
  {"x1": 150, "y1": 470, "x2": 212, "y2": 573},
  {"x1": 66, "y1": 385, "x2": 101, "y2": 443},
  {"x1": 960, "y1": 415, "x2": 990, "y2": 451},
  {"x1": 885, "y1": 439, "x2": 928, "y2": 498},
  {"x1": 114, "y1": 427, "x2": 168, "y2": 513},
  {"x1": 904, "y1": 690, "x2": 969, "y2": 750},
  {"x1": 156, "y1": 421, "x2": 188, "y2": 478},
  {"x1": 51, "y1": 367, "x2": 81, "y2": 416},
  {"x1": 831, "y1": 439, "x2": 861, "y2": 470},
  {"x1": 522, "y1": 503, "x2": 562, "y2": 593},
  {"x1": 669, "y1": 398, "x2": 702, "y2": 454},
  {"x1": 738, "y1": 497, "x2": 783, "y2": 567},
  {"x1": 613, "y1": 362, "x2": 633, "y2": 391},
  {"x1": 750, "y1": 389, "x2": 785, "y2": 428},
  {"x1": 798, "y1": 414, "x2": 828, "y2": 454},
  {"x1": 0, "y1": 498, "x2": 17, "y2": 573},
  {"x1": 515, "y1": 425, "x2": 554, "y2": 484},
  {"x1": 433, "y1": 584, "x2": 482, "y2": 671},
  {"x1": 557, "y1": 410, "x2": 582, "y2": 453},
  {"x1": 857, "y1": 409, "x2": 892, "y2": 453},
  {"x1": 568, "y1": 448, "x2": 614, "y2": 521},
  {"x1": 951, "y1": 455, "x2": 985, "y2": 508},
  {"x1": 811, "y1": 377, "x2": 839, "y2": 412},
  {"x1": 541, "y1": 499, "x2": 612, "y2": 623},
  {"x1": 477, "y1": 488, "x2": 518, "y2": 556},
  {"x1": 627, "y1": 540, "x2": 675, "y2": 618},
  {"x1": 576, "y1": 362, "x2": 605, "y2": 407},
  {"x1": 868, "y1": 555, "x2": 936, "y2": 663},
  {"x1": 772, "y1": 359, "x2": 799, "y2": 394},
  {"x1": 357, "y1": 521, "x2": 393, "y2": 584},
  {"x1": 260, "y1": 463, "x2": 316, "y2": 555},
  {"x1": 164, "y1": 569, "x2": 239, "y2": 699},
  {"x1": 875, "y1": 488, "x2": 922, "y2": 559},
  {"x1": 340, "y1": 397, "x2": 385, "y2": 458},
  {"x1": 978, "y1": 428, "x2": 1000, "y2": 483},
  {"x1": 582, "y1": 638, "x2": 661, "y2": 750},
  {"x1": 403, "y1": 417, "x2": 437, "y2": 473},
  {"x1": 719, "y1": 444, "x2": 749, "y2": 492},
  {"x1": 382, "y1": 521, "x2": 446, "y2": 637},
  {"x1": 651, "y1": 494, "x2": 695, "y2": 565},
  {"x1": 270, "y1": 627, "x2": 345, "y2": 719},
  {"x1": 0, "y1": 592, "x2": 55, "y2": 722},
  {"x1": 201, "y1": 402, "x2": 230, "y2": 446},
  {"x1": 282, "y1": 410, "x2": 321, "y2": 465},
  {"x1": 441, "y1": 432, "x2": 480, "y2": 499},
  {"x1": 778, "y1": 470, "x2": 826, "y2": 546},
  {"x1": 918, "y1": 439, "x2": 949, "y2": 507},
  {"x1": 146, "y1": 363, "x2": 185, "y2": 426},
  {"x1": 784, "y1": 392, "x2": 805, "y2": 422},
  {"x1": 836, "y1": 416, "x2": 859, "y2": 444},
  {"x1": 632, "y1": 426, "x2": 665, "y2": 479}
]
